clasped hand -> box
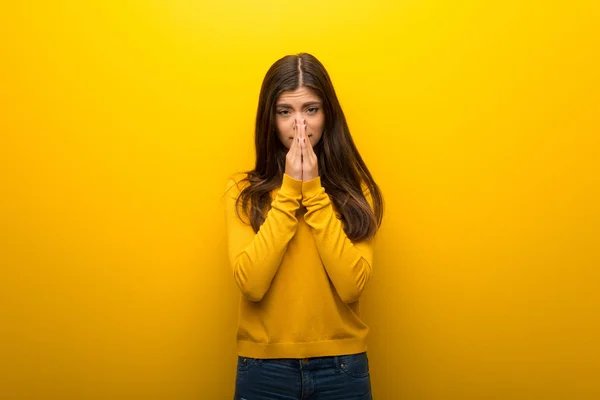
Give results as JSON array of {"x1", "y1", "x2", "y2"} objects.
[{"x1": 284, "y1": 118, "x2": 319, "y2": 182}]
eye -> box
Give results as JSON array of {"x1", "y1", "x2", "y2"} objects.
[
  {"x1": 306, "y1": 107, "x2": 319, "y2": 114},
  {"x1": 277, "y1": 109, "x2": 290, "y2": 116}
]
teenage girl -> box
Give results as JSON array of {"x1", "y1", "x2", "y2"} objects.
[{"x1": 224, "y1": 52, "x2": 384, "y2": 400}]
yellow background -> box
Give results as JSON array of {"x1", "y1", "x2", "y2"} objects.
[{"x1": 1, "y1": 0, "x2": 599, "y2": 398}]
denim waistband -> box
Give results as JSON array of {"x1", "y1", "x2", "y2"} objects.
[{"x1": 241, "y1": 352, "x2": 366, "y2": 369}]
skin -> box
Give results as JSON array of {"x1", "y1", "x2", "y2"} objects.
[{"x1": 275, "y1": 86, "x2": 322, "y2": 182}]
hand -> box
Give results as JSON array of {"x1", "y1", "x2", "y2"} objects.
[
  {"x1": 284, "y1": 118, "x2": 303, "y2": 181},
  {"x1": 298, "y1": 118, "x2": 319, "y2": 181}
]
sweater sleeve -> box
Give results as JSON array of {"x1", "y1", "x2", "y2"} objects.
[
  {"x1": 224, "y1": 173, "x2": 303, "y2": 301},
  {"x1": 301, "y1": 177, "x2": 375, "y2": 304}
]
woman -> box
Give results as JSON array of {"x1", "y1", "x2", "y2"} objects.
[{"x1": 223, "y1": 52, "x2": 384, "y2": 400}]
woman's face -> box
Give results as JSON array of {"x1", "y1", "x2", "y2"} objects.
[{"x1": 274, "y1": 86, "x2": 324, "y2": 149}]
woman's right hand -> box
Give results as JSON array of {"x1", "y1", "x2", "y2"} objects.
[{"x1": 285, "y1": 119, "x2": 303, "y2": 181}]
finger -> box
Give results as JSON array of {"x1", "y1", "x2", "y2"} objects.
[
  {"x1": 300, "y1": 118, "x2": 307, "y2": 141},
  {"x1": 300, "y1": 129, "x2": 306, "y2": 159},
  {"x1": 303, "y1": 119, "x2": 307, "y2": 137},
  {"x1": 302, "y1": 122, "x2": 314, "y2": 155},
  {"x1": 292, "y1": 119, "x2": 297, "y2": 147},
  {"x1": 294, "y1": 119, "x2": 302, "y2": 150},
  {"x1": 296, "y1": 118, "x2": 302, "y2": 140},
  {"x1": 305, "y1": 124, "x2": 313, "y2": 150},
  {"x1": 304, "y1": 120, "x2": 311, "y2": 149},
  {"x1": 294, "y1": 120, "x2": 301, "y2": 161},
  {"x1": 288, "y1": 124, "x2": 296, "y2": 156}
]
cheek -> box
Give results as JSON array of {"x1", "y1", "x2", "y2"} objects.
[
  {"x1": 315, "y1": 115, "x2": 325, "y2": 131},
  {"x1": 274, "y1": 121, "x2": 283, "y2": 138},
  {"x1": 276, "y1": 119, "x2": 289, "y2": 136},
  {"x1": 275, "y1": 120, "x2": 291, "y2": 147},
  {"x1": 315, "y1": 117, "x2": 325, "y2": 139},
  {"x1": 314, "y1": 122, "x2": 324, "y2": 137}
]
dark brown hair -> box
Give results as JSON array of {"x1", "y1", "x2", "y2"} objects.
[{"x1": 231, "y1": 52, "x2": 383, "y2": 242}]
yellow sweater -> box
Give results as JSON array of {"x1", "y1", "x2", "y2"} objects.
[{"x1": 223, "y1": 173, "x2": 375, "y2": 359}]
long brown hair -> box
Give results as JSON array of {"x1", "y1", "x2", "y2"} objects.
[{"x1": 231, "y1": 53, "x2": 383, "y2": 242}]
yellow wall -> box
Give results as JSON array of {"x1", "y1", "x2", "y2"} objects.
[{"x1": 1, "y1": 0, "x2": 599, "y2": 398}]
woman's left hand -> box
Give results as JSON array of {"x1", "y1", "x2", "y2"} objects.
[{"x1": 297, "y1": 118, "x2": 319, "y2": 181}]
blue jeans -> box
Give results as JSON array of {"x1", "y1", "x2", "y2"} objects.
[{"x1": 234, "y1": 352, "x2": 372, "y2": 400}]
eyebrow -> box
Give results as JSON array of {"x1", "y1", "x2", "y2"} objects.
[{"x1": 276, "y1": 101, "x2": 322, "y2": 108}]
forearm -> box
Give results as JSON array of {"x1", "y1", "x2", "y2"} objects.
[
  {"x1": 225, "y1": 174, "x2": 303, "y2": 301},
  {"x1": 302, "y1": 177, "x2": 374, "y2": 303}
]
